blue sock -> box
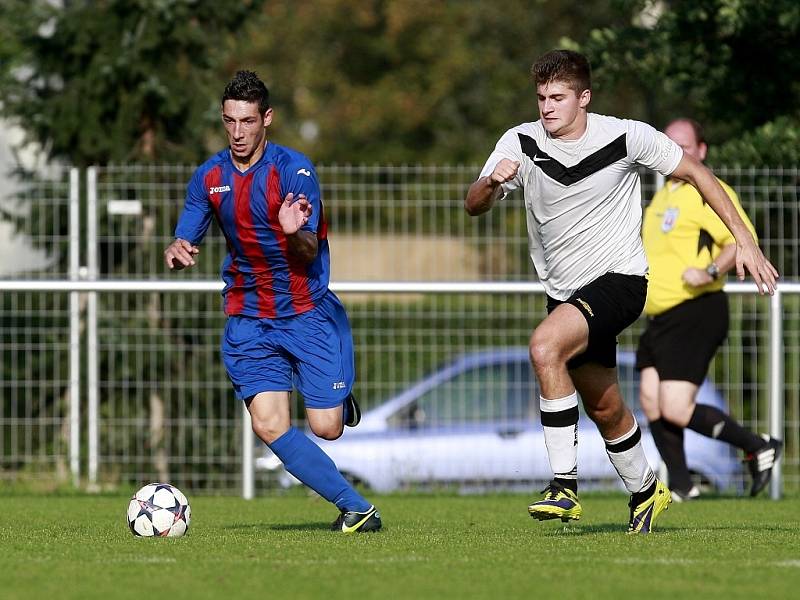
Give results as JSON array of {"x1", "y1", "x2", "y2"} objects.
[{"x1": 269, "y1": 427, "x2": 371, "y2": 513}]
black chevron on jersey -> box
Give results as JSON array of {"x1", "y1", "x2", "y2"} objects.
[
  {"x1": 697, "y1": 229, "x2": 714, "y2": 256},
  {"x1": 518, "y1": 133, "x2": 628, "y2": 185}
]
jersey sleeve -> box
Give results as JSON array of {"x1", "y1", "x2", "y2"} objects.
[
  {"x1": 478, "y1": 129, "x2": 524, "y2": 196},
  {"x1": 174, "y1": 167, "x2": 213, "y2": 245},
  {"x1": 627, "y1": 120, "x2": 684, "y2": 177},
  {"x1": 699, "y1": 181, "x2": 758, "y2": 246},
  {"x1": 280, "y1": 157, "x2": 322, "y2": 233}
]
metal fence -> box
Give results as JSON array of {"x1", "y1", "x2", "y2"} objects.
[{"x1": 1, "y1": 164, "x2": 798, "y2": 496}]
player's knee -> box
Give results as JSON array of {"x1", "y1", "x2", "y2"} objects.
[
  {"x1": 529, "y1": 334, "x2": 560, "y2": 371},
  {"x1": 311, "y1": 422, "x2": 343, "y2": 441},
  {"x1": 660, "y1": 402, "x2": 692, "y2": 427},
  {"x1": 250, "y1": 415, "x2": 288, "y2": 444}
]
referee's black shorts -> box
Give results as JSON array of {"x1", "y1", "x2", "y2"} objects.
[
  {"x1": 635, "y1": 291, "x2": 728, "y2": 385},
  {"x1": 546, "y1": 272, "x2": 648, "y2": 370}
]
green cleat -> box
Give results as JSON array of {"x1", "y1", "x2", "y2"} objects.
[
  {"x1": 627, "y1": 480, "x2": 671, "y2": 534},
  {"x1": 330, "y1": 505, "x2": 382, "y2": 533},
  {"x1": 528, "y1": 481, "x2": 582, "y2": 522}
]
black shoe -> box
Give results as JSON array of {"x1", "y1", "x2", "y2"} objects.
[
  {"x1": 330, "y1": 505, "x2": 382, "y2": 533},
  {"x1": 344, "y1": 393, "x2": 361, "y2": 428},
  {"x1": 746, "y1": 435, "x2": 783, "y2": 496}
]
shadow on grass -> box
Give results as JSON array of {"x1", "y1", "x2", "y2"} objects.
[
  {"x1": 224, "y1": 522, "x2": 332, "y2": 532},
  {"x1": 543, "y1": 522, "x2": 799, "y2": 535}
]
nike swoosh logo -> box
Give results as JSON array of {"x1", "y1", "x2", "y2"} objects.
[
  {"x1": 341, "y1": 509, "x2": 375, "y2": 533},
  {"x1": 533, "y1": 156, "x2": 550, "y2": 162}
]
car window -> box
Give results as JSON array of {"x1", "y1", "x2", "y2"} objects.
[{"x1": 388, "y1": 360, "x2": 538, "y2": 429}]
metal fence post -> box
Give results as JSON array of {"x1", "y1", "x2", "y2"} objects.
[
  {"x1": 769, "y1": 290, "x2": 784, "y2": 499},
  {"x1": 87, "y1": 167, "x2": 99, "y2": 486},
  {"x1": 242, "y1": 403, "x2": 254, "y2": 500},
  {"x1": 68, "y1": 168, "x2": 80, "y2": 486}
]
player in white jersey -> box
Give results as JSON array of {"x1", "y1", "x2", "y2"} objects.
[{"x1": 465, "y1": 49, "x2": 778, "y2": 533}]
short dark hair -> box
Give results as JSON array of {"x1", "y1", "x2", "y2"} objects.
[
  {"x1": 531, "y1": 49, "x2": 591, "y2": 94},
  {"x1": 222, "y1": 70, "x2": 270, "y2": 115},
  {"x1": 665, "y1": 118, "x2": 706, "y2": 146}
]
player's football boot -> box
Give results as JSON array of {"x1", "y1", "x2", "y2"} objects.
[
  {"x1": 344, "y1": 393, "x2": 362, "y2": 428},
  {"x1": 528, "y1": 480, "x2": 582, "y2": 522},
  {"x1": 627, "y1": 479, "x2": 671, "y2": 534},
  {"x1": 330, "y1": 505, "x2": 382, "y2": 533},
  {"x1": 745, "y1": 435, "x2": 783, "y2": 496},
  {"x1": 670, "y1": 484, "x2": 700, "y2": 503}
]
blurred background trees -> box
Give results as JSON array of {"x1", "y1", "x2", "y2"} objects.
[{"x1": 1, "y1": 0, "x2": 797, "y2": 166}]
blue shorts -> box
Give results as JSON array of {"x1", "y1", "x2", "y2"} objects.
[{"x1": 221, "y1": 291, "x2": 355, "y2": 408}]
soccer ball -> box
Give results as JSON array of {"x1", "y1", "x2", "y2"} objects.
[{"x1": 127, "y1": 482, "x2": 191, "y2": 538}]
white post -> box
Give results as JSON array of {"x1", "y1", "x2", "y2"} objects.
[
  {"x1": 242, "y1": 402, "x2": 255, "y2": 500},
  {"x1": 87, "y1": 167, "x2": 99, "y2": 486},
  {"x1": 769, "y1": 290, "x2": 783, "y2": 500},
  {"x1": 68, "y1": 168, "x2": 80, "y2": 487}
]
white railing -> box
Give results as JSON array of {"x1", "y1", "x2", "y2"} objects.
[{"x1": 1, "y1": 278, "x2": 796, "y2": 500}]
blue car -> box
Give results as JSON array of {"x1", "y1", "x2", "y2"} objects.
[{"x1": 257, "y1": 348, "x2": 742, "y2": 493}]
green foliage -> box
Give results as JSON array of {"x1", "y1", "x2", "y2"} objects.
[
  {"x1": 0, "y1": 0, "x2": 265, "y2": 165},
  {"x1": 230, "y1": 1, "x2": 642, "y2": 163},
  {"x1": 576, "y1": 0, "x2": 800, "y2": 142},
  {"x1": 710, "y1": 116, "x2": 800, "y2": 166}
]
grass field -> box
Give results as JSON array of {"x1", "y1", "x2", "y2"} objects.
[{"x1": 1, "y1": 491, "x2": 798, "y2": 599}]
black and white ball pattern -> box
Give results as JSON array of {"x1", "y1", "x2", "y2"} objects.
[{"x1": 127, "y1": 483, "x2": 191, "y2": 538}]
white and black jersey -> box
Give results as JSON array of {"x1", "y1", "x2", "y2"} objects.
[{"x1": 479, "y1": 113, "x2": 683, "y2": 300}]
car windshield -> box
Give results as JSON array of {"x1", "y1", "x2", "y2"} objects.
[{"x1": 388, "y1": 360, "x2": 539, "y2": 428}]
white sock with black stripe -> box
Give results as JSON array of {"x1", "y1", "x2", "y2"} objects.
[
  {"x1": 604, "y1": 421, "x2": 655, "y2": 493},
  {"x1": 540, "y1": 392, "x2": 579, "y2": 488}
]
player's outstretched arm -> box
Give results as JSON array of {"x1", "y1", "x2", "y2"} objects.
[
  {"x1": 164, "y1": 238, "x2": 200, "y2": 270},
  {"x1": 465, "y1": 159, "x2": 520, "y2": 216},
  {"x1": 669, "y1": 154, "x2": 778, "y2": 294}
]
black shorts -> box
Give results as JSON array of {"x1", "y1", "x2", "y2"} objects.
[
  {"x1": 546, "y1": 272, "x2": 648, "y2": 369},
  {"x1": 635, "y1": 291, "x2": 728, "y2": 385}
]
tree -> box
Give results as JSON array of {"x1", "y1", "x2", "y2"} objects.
[
  {"x1": 0, "y1": 0, "x2": 264, "y2": 166},
  {"x1": 227, "y1": 0, "x2": 645, "y2": 164},
  {"x1": 573, "y1": 0, "x2": 800, "y2": 153}
]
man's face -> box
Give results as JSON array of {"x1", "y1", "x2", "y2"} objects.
[
  {"x1": 664, "y1": 121, "x2": 707, "y2": 162},
  {"x1": 536, "y1": 80, "x2": 590, "y2": 138},
  {"x1": 222, "y1": 100, "x2": 272, "y2": 163}
]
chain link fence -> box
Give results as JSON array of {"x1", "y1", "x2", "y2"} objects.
[{"x1": 1, "y1": 164, "x2": 798, "y2": 494}]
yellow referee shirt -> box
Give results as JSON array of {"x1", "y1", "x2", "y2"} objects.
[{"x1": 642, "y1": 178, "x2": 757, "y2": 316}]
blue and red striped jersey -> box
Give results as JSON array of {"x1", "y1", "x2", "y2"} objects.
[{"x1": 175, "y1": 142, "x2": 330, "y2": 318}]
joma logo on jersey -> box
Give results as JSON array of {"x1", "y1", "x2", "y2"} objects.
[
  {"x1": 332, "y1": 381, "x2": 346, "y2": 390},
  {"x1": 209, "y1": 185, "x2": 231, "y2": 194}
]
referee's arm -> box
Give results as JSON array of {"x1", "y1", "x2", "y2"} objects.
[{"x1": 669, "y1": 154, "x2": 778, "y2": 294}]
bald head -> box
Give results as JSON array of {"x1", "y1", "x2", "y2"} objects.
[{"x1": 664, "y1": 119, "x2": 707, "y2": 162}]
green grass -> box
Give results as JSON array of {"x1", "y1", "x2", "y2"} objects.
[{"x1": 1, "y1": 492, "x2": 799, "y2": 599}]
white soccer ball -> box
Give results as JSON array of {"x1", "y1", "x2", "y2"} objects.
[{"x1": 127, "y1": 482, "x2": 191, "y2": 538}]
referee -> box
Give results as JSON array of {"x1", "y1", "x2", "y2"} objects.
[{"x1": 636, "y1": 118, "x2": 782, "y2": 500}]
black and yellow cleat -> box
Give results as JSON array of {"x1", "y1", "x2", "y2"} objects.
[
  {"x1": 627, "y1": 480, "x2": 671, "y2": 534},
  {"x1": 331, "y1": 505, "x2": 382, "y2": 533},
  {"x1": 528, "y1": 480, "x2": 582, "y2": 523}
]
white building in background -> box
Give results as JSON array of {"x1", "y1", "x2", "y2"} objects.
[{"x1": 0, "y1": 120, "x2": 51, "y2": 275}]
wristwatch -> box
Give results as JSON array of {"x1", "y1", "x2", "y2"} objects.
[{"x1": 706, "y1": 263, "x2": 720, "y2": 280}]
